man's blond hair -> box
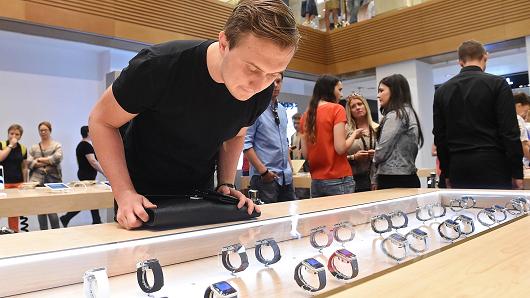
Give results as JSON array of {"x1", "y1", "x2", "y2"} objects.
[{"x1": 224, "y1": 0, "x2": 300, "y2": 50}]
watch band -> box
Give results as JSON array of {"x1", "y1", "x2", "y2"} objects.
[
  {"x1": 327, "y1": 249, "x2": 359, "y2": 280},
  {"x1": 416, "y1": 205, "x2": 434, "y2": 222},
  {"x1": 294, "y1": 258, "x2": 326, "y2": 292},
  {"x1": 309, "y1": 226, "x2": 334, "y2": 251},
  {"x1": 332, "y1": 221, "x2": 356, "y2": 244},
  {"x1": 380, "y1": 233, "x2": 408, "y2": 262},
  {"x1": 438, "y1": 219, "x2": 462, "y2": 241},
  {"x1": 255, "y1": 238, "x2": 281, "y2": 266},
  {"x1": 429, "y1": 202, "x2": 446, "y2": 218},
  {"x1": 449, "y1": 198, "x2": 463, "y2": 212},
  {"x1": 492, "y1": 205, "x2": 508, "y2": 222},
  {"x1": 221, "y1": 243, "x2": 249, "y2": 273},
  {"x1": 370, "y1": 214, "x2": 392, "y2": 234},
  {"x1": 215, "y1": 183, "x2": 236, "y2": 192},
  {"x1": 505, "y1": 198, "x2": 526, "y2": 215},
  {"x1": 404, "y1": 228, "x2": 429, "y2": 254},
  {"x1": 136, "y1": 259, "x2": 164, "y2": 293},
  {"x1": 389, "y1": 210, "x2": 408, "y2": 229},
  {"x1": 83, "y1": 267, "x2": 110, "y2": 298},
  {"x1": 477, "y1": 207, "x2": 497, "y2": 227}
]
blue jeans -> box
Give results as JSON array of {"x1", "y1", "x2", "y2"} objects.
[{"x1": 311, "y1": 176, "x2": 355, "y2": 198}]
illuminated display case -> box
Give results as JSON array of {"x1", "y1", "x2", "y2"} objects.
[{"x1": 0, "y1": 189, "x2": 528, "y2": 297}]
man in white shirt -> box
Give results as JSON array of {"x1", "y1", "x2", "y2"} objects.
[{"x1": 514, "y1": 92, "x2": 530, "y2": 164}]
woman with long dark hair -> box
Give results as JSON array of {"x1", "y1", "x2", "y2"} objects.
[
  {"x1": 301, "y1": 75, "x2": 363, "y2": 197},
  {"x1": 373, "y1": 74, "x2": 424, "y2": 189}
]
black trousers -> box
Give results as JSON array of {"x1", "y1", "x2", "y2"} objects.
[
  {"x1": 377, "y1": 174, "x2": 420, "y2": 189},
  {"x1": 449, "y1": 151, "x2": 512, "y2": 189}
]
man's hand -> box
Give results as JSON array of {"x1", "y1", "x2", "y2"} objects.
[
  {"x1": 445, "y1": 178, "x2": 452, "y2": 189},
  {"x1": 8, "y1": 137, "x2": 18, "y2": 147},
  {"x1": 261, "y1": 170, "x2": 279, "y2": 183},
  {"x1": 371, "y1": 184, "x2": 377, "y2": 190},
  {"x1": 512, "y1": 178, "x2": 523, "y2": 190},
  {"x1": 115, "y1": 190, "x2": 157, "y2": 229},
  {"x1": 217, "y1": 185, "x2": 260, "y2": 215}
]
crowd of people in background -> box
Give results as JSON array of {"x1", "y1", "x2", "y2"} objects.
[
  {"x1": 0, "y1": 123, "x2": 105, "y2": 231},
  {"x1": 2, "y1": 40, "x2": 530, "y2": 231},
  {"x1": 301, "y1": 0, "x2": 375, "y2": 31}
]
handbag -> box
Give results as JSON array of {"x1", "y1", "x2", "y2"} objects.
[{"x1": 143, "y1": 190, "x2": 261, "y2": 228}]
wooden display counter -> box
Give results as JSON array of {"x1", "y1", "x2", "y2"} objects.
[
  {"x1": 1, "y1": 188, "x2": 529, "y2": 297},
  {"x1": 0, "y1": 185, "x2": 114, "y2": 217}
]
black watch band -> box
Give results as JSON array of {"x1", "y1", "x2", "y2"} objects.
[
  {"x1": 260, "y1": 169, "x2": 269, "y2": 177},
  {"x1": 136, "y1": 259, "x2": 164, "y2": 293},
  {"x1": 255, "y1": 238, "x2": 281, "y2": 266},
  {"x1": 215, "y1": 183, "x2": 236, "y2": 192},
  {"x1": 221, "y1": 243, "x2": 249, "y2": 273}
]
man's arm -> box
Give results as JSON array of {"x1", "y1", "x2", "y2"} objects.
[
  {"x1": 85, "y1": 153, "x2": 105, "y2": 176},
  {"x1": 433, "y1": 89, "x2": 450, "y2": 182},
  {"x1": 217, "y1": 127, "x2": 259, "y2": 214},
  {"x1": 495, "y1": 80, "x2": 523, "y2": 188},
  {"x1": 89, "y1": 86, "x2": 156, "y2": 229}
]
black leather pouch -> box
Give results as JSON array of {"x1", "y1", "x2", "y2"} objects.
[{"x1": 143, "y1": 190, "x2": 261, "y2": 228}]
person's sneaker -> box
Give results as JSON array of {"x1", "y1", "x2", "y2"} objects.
[{"x1": 59, "y1": 215, "x2": 69, "y2": 228}]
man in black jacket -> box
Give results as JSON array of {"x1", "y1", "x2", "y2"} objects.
[{"x1": 433, "y1": 40, "x2": 523, "y2": 189}]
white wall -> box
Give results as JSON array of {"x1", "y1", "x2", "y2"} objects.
[{"x1": 0, "y1": 30, "x2": 136, "y2": 230}]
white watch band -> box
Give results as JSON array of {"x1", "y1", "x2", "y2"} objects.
[{"x1": 83, "y1": 267, "x2": 110, "y2": 298}]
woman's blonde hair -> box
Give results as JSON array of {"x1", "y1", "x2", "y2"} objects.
[{"x1": 345, "y1": 93, "x2": 378, "y2": 135}]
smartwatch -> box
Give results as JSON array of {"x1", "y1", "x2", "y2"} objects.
[
  {"x1": 294, "y1": 258, "x2": 326, "y2": 292},
  {"x1": 429, "y1": 202, "x2": 447, "y2": 218},
  {"x1": 333, "y1": 221, "x2": 356, "y2": 244},
  {"x1": 327, "y1": 248, "x2": 359, "y2": 280},
  {"x1": 438, "y1": 219, "x2": 462, "y2": 241},
  {"x1": 255, "y1": 238, "x2": 281, "y2": 266},
  {"x1": 204, "y1": 280, "x2": 238, "y2": 298},
  {"x1": 404, "y1": 228, "x2": 429, "y2": 254},
  {"x1": 221, "y1": 243, "x2": 249, "y2": 273},
  {"x1": 415, "y1": 205, "x2": 433, "y2": 222},
  {"x1": 477, "y1": 207, "x2": 497, "y2": 227},
  {"x1": 388, "y1": 210, "x2": 408, "y2": 229},
  {"x1": 492, "y1": 205, "x2": 508, "y2": 222},
  {"x1": 370, "y1": 214, "x2": 392, "y2": 234},
  {"x1": 380, "y1": 233, "x2": 408, "y2": 262},
  {"x1": 455, "y1": 214, "x2": 475, "y2": 235},
  {"x1": 505, "y1": 198, "x2": 527, "y2": 215},
  {"x1": 83, "y1": 267, "x2": 110, "y2": 298},
  {"x1": 136, "y1": 259, "x2": 164, "y2": 293},
  {"x1": 309, "y1": 226, "x2": 333, "y2": 251}
]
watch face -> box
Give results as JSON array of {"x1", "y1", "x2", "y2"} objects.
[
  {"x1": 458, "y1": 215, "x2": 473, "y2": 222},
  {"x1": 305, "y1": 258, "x2": 324, "y2": 269},
  {"x1": 412, "y1": 228, "x2": 427, "y2": 237},
  {"x1": 445, "y1": 219, "x2": 458, "y2": 226},
  {"x1": 390, "y1": 233, "x2": 406, "y2": 242},
  {"x1": 337, "y1": 249, "x2": 354, "y2": 258},
  {"x1": 212, "y1": 281, "x2": 237, "y2": 295}
]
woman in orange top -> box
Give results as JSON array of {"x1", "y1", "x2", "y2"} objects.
[{"x1": 301, "y1": 75, "x2": 363, "y2": 197}]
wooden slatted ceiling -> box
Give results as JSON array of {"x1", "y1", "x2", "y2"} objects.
[
  {"x1": 327, "y1": 0, "x2": 530, "y2": 64},
  {"x1": 7, "y1": 0, "x2": 530, "y2": 75}
]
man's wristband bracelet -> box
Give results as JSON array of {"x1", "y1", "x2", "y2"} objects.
[
  {"x1": 215, "y1": 183, "x2": 236, "y2": 192},
  {"x1": 260, "y1": 169, "x2": 269, "y2": 177}
]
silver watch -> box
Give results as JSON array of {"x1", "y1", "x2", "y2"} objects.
[
  {"x1": 404, "y1": 228, "x2": 429, "y2": 254},
  {"x1": 381, "y1": 233, "x2": 408, "y2": 262},
  {"x1": 438, "y1": 219, "x2": 462, "y2": 241},
  {"x1": 477, "y1": 207, "x2": 497, "y2": 227},
  {"x1": 454, "y1": 215, "x2": 475, "y2": 235},
  {"x1": 370, "y1": 214, "x2": 392, "y2": 234},
  {"x1": 333, "y1": 221, "x2": 355, "y2": 245}
]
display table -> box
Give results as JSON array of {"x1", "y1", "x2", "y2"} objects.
[
  {"x1": 0, "y1": 185, "x2": 113, "y2": 217},
  {"x1": 1, "y1": 188, "x2": 528, "y2": 297}
]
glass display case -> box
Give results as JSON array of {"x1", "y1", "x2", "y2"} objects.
[{"x1": 0, "y1": 189, "x2": 528, "y2": 297}]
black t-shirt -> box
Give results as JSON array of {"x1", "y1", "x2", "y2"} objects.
[
  {"x1": 0, "y1": 141, "x2": 27, "y2": 183},
  {"x1": 76, "y1": 140, "x2": 97, "y2": 180},
  {"x1": 112, "y1": 40, "x2": 272, "y2": 194}
]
